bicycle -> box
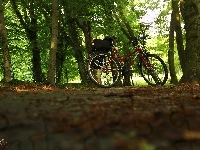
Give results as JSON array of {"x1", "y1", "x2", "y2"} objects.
[{"x1": 87, "y1": 24, "x2": 168, "y2": 88}]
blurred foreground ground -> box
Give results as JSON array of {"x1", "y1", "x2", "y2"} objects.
[{"x1": 0, "y1": 84, "x2": 200, "y2": 150}]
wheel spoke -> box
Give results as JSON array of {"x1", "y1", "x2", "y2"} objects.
[{"x1": 139, "y1": 54, "x2": 168, "y2": 86}]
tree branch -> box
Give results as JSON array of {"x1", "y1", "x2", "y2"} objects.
[{"x1": 10, "y1": 0, "x2": 26, "y2": 29}]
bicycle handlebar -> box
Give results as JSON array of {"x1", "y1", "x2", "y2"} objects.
[
  {"x1": 130, "y1": 34, "x2": 150, "y2": 47},
  {"x1": 138, "y1": 35, "x2": 149, "y2": 40},
  {"x1": 106, "y1": 34, "x2": 150, "y2": 48}
]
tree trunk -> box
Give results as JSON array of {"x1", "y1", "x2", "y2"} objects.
[
  {"x1": 168, "y1": 0, "x2": 178, "y2": 84},
  {"x1": 116, "y1": 12, "x2": 136, "y2": 86},
  {"x1": 68, "y1": 19, "x2": 87, "y2": 84},
  {"x1": 75, "y1": 19, "x2": 95, "y2": 85},
  {"x1": 47, "y1": 0, "x2": 58, "y2": 85},
  {"x1": 0, "y1": 0, "x2": 11, "y2": 82},
  {"x1": 184, "y1": 0, "x2": 200, "y2": 83},
  {"x1": 173, "y1": 0, "x2": 186, "y2": 83},
  {"x1": 75, "y1": 19, "x2": 92, "y2": 53},
  {"x1": 38, "y1": 4, "x2": 68, "y2": 84},
  {"x1": 28, "y1": 23, "x2": 44, "y2": 82},
  {"x1": 10, "y1": 0, "x2": 43, "y2": 82},
  {"x1": 122, "y1": 60, "x2": 132, "y2": 86},
  {"x1": 117, "y1": 11, "x2": 136, "y2": 41},
  {"x1": 56, "y1": 36, "x2": 67, "y2": 84}
]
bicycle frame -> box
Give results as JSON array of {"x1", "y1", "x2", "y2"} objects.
[
  {"x1": 113, "y1": 46, "x2": 140, "y2": 64},
  {"x1": 110, "y1": 45, "x2": 151, "y2": 71}
]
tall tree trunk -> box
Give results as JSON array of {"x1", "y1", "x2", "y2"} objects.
[
  {"x1": 116, "y1": 12, "x2": 136, "y2": 86},
  {"x1": 68, "y1": 19, "x2": 87, "y2": 84},
  {"x1": 10, "y1": 0, "x2": 43, "y2": 82},
  {"x1": 168, "y1": 0, "x2": 178, "y2": 84},
  {"x1": 117, "y1": 11, "x2": 136, "y2": 41},
  {"x1": 47, "y1": 0, "x2": 58, "y2": 85},
  {"x1": 184, "y1": 0, "x2": 200, "y2": 83},
  {"x1": 38, "y1": 4, "x2": 68, "y2": 84},
  {"x1": 56, "y1": 34, "x2": 67, "y2": 84},
  {"x1": 75, "y1": 19, "x2": 92, "y2": 53},
  {"x1": 0, "y1": 0, "x2": 11, "y2": 82},
  {"x1": 173, "y1": 0, "x2": 186, "y2": 83},
  {"x1": 28, "y1": 21, "x2": 44, "y2": 82}
]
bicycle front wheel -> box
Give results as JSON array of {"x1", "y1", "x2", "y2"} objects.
[
  {"x1": 87, "y1": 53, "x2": 121, "y2": 88},
  {"x1": 139, "y1": 54, "x2": 168, "y2": 86}
]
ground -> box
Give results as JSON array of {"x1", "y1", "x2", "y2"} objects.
[{"x1": 0, "y1": 83, "x2": 200, "y2": 150}]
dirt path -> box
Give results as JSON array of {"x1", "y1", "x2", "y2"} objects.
[{"x1": 0, "y1": 84, "x2": 200, "y2": 150}]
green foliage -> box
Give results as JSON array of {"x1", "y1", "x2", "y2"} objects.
[{"x1": 0, "y1": 0, "x2": 182, "y2": 84}]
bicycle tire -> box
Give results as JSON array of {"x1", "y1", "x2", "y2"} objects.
[
  {"x1": 138, "y1": 53, "x2": 168, "y2": 86},
  {"x1": 87, "y1": 53, "x2": 121, "y2": 88}
]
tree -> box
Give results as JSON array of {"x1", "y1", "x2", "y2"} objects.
[
  {"x1": 168, "y1": 0, "x2": 178, "y2": 84},
  {"x1": 1, "y1": 0, "x2": 179, "y2": 85},
  {"x1": 173, "y1": 0, "x2": 185, "y2": 83},
  {"x1": 10, "y1": 0, "x2": 44, "y2": 82},
  {"x1": 60, "y1": 1, "x2": 92, "y2": 84},
  {"x1": 183, "y1": 0, "x2": 200, "y2": 83},
  {"x1": 114, "y1": 2, "x2": 139, "y2": 86},
  {"x1": 0, "y1": 0, "x2": 11, "y2": 82},
  {"x1": 67, "y1": 19, "x2": 87, "y2": 84},
  {"x1": 47, "y1": 0, "x2": 59, "y2": 85}
]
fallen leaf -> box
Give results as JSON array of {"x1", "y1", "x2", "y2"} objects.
[{"x1": 184, "y1": 130, "x2": 200, "y2": 140}]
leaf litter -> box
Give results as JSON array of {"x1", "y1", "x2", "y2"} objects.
[{"x1": 0, "y1": 83, "x2": 200, "y2": 149}]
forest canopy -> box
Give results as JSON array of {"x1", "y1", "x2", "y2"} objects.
[{"x1": 0, "y1": 0, "x2": 198, "y2": 85}]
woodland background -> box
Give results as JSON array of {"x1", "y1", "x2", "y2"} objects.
[
  {"x1": 0, "y1": 0, "x2": 198, "y2": 86},
  {"x1": 2, "y1": 1, "x2": 200, "y2": 150}
]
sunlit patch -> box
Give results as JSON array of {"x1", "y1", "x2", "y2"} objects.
[
  {"x1": 41, "y1": 85, "x2": 55, "y2": 90},
  {"x1": 0, "y1": 139, "x2": 9, "y2": 148},
  {"x1": 14, "y1": 84, "x2": 57, "y2": 92},
  {"x1": 15, "y1": 86, "x2": 30, "y2": 92}
]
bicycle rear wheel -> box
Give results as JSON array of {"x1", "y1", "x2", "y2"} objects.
[
  {"x1": 139, "y1": 53, "x2": 168, "y2": 86},
  {"x1": 87, "y1": 53, "x2": 121, "y2": 88}
]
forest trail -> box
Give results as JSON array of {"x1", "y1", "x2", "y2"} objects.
[{"x1": 0, "y1": 84, "x2": 200, "y2": 150}]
